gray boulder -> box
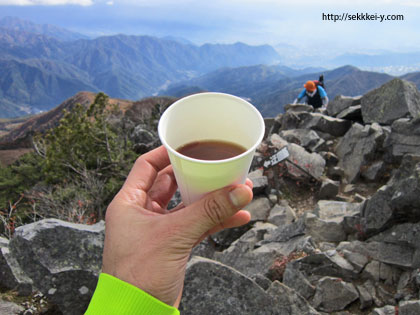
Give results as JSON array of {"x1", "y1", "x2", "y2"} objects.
[
  {"x1": 283, "y1": 262, "x2": 316, "y2": 300},
  {"x1": 337, "y1": 105, "x2": 363, "y2": 121},
  {"x1": 267, "y1": 281, "x2": 319, "y2": 315},
  {"x1": 248, "y1": 169, "x2": 268, "y2": 195},
  {"x1": 399, "y1": 300, "x2": 420, "y2": 315},
  {"x1": 327, "y1": 95, "x2": 362, "y2": 117},
  {"x1": 214, "y1": 223, "x2": 279, "y2": 277},
  {"x1": 0, "y1": 299, "x2": 24, "y2": 315},
  {"x1": 336, "y1": 123, "x2": 385, "y2": 183},
  {"x1": 281, "y1": 111, "x2": 351, "y2": 137},
  {"x1": 284, "y1": 103, "x2": 314, "y2": 112},
  {"x1": 304, "y1": 212, "x2": 346, "y2": 243},
  {"x1": 361, "y1": 78, "x2": 420, "y2": 125},
  {"x1": 279, "y1": 129, "x2": 325, "y2": 153},
  {"x1": 180, "y1": 256, "x2": 318, "y2": 315},
  {"x1": 361, "y1": 155, "x2": 420, "y2": 237},
  {"x1": 372, "y1": 305, "x2": 398, "y2": 315},
  {"x1": 270, "y1": 134, "x2": 326, "y2": 180},
  {"x1": 0, "y1": 237, "x2": 33, "y2": 296},
  {"x1": 317, "y1": 178, "x2": 340, "y2": 199},
  {"x1": 312, "y1": 276, "x2": 359, "y2": 312},
  {"x1": 9, "y1": 219, "x2": 105, "y2": 315},
  {"x1": 244, "y1": 197, "x2": 272, "y2": 222},
  {"x1": 267, "y1": 200, "x2": 297, "y2": 227},
  {"x1": 384, "y1": 117, "x2": 420, "y2": 159}
]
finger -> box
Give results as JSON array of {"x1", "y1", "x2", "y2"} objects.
[
  {"x1": 124, "y1": 146, "x2": 170, "y2": 192},
  {"x1": 194, "y1": 210, "x2": 251, "y2": 246},
  {"x1": 172, "y1": 184, "x2": 253, "y2": 244},
  {"x1": 148, "y1": 165, "x2": 178, "y2": 209},
  {"x1": 245, "y1": 178, "x2": 253, "y2": 189}
]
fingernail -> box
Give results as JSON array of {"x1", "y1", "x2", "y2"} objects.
[{"x1": 229, "y1": 186, "x2": 250, "y2": 208}]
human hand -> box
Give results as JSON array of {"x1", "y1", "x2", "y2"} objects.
[{"x1": 101, "y1": 145, "x2": 253, "y2": 308}]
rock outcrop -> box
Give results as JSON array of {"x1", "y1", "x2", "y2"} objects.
[{"x1": 2, "y1": 79, "x2": 420, "y2": 314}]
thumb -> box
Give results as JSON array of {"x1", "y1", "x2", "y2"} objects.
[{"x1": 173, "y1": 184, "x2": 253, "y2": 242}]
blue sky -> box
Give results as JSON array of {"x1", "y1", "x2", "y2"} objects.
[{"x1": 0, "y1": 0, "x2": 420, "y2": 54}]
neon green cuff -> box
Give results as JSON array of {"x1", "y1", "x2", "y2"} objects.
[{"x1": 85, "y1": 273, "x2": 180, "y2": 315}]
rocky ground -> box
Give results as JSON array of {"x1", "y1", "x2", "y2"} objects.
[{"x1": 1, "y1": 77, "x2": 420, "y2": 314}]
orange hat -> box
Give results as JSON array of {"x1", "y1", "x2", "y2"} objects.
[{"x1": 304, "y1": 81, "x2": 316, "y2": 92}]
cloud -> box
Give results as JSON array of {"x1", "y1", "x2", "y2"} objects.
[
  {"x1": 106, "y1": 0, "x2": 113, "y2": 4},
  {"x1": 0, "y1": 0, "x2": 93, "y2": 5}
]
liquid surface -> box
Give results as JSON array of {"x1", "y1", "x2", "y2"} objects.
[{"x1": 176, "y1": 140, "x2": 247, "y2": 160}]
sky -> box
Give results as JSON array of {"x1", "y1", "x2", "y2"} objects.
[{"x1": 0, "y1": 0, "x2": 420, "y2": 55}]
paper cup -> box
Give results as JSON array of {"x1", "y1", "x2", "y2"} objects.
[{"x1": 158, "y1": 92, "x2": 265, "y2": 205}]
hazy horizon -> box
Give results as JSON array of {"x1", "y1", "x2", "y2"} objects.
[{"x1": 0, "y1": 0, "x2": 419, "y2": 51}]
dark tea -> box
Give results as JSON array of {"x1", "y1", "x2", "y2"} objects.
[{"x1": 176, "y1": 140, "x2": 247, "y2": 160}]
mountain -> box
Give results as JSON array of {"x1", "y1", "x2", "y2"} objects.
[
  {"x1": 0, "y1": 58, "x2": 98, "y2": 116},
  {"x1": 162, "y1": 64, "x2": 326, "y2": 99},
  {"x1": 0, "y1": 16, "x2": 89, "y2": 41},
  {"x1": 401, "y1": 71, "x2": 420, "y2": 89},
  {"x1": 162, "y1": 65, "x2": 395, "y2": 117},
  {"x1": 0, "y1": 24, "x2": 282, "y2": 118}
]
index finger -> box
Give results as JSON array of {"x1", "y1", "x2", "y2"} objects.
[{"x1": 124, "y1": 145, "x2": 171, "y2": 192}]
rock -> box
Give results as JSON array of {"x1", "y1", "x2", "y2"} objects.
[
  {"x1": 279, "y1": 129, "x2": 324, "y2": 152},
  {"x1": 281, "y1": 111, "x2": 351, "y2": 137},
  {"x1": 0, "y1": 299, "x2": 24, "y2": 314},
  {"x1": 369, "y1": 222, "x2": 420, "y2": 268},
  {"x1": 304, "y1": 213, "x2": 347, "y2": 243},
  {"x1": 361, "y1": 160, "x2": 386, "y2": 181},
  {"x1": 399, "y1": 300, "x2": 420, "y2": 315},
  {"x1": 190, "y1": 238, "x2": 215, "y2": 260},
  {"x1": 248, "y1": 169, "x2": 268, "y2": 195},
  {"x1": 317, "y1": 178, "x2": 340, "y2": 199},
  {"x1": 384, "y1": 117, "x2": 420, "y2": 159},
  {"x1": 266, "y1": 281, "x2": 319, "y2": 315},
  {"x1": 270, "y1": 135, "x2": 326, "y2": 180},
  {"x1": 327, "y1": 95, "x2": 362, "y2": 117},
  {"x1": 288, "y1": 250, "x2": 357, "y2": 283},
  {"x1": 361, "y1": 155, "x2": 420, "y2": 237},
  {"x1": 180, "y1": 256, "x2": 297, "y2": 315},
  {"x1": 0, "y1": 238, "x2": 33, "y2": 296},
  {"x1": 336, "y1": 123, "x2": 385, "y2": 183},
  {"x1": 244, "y1": 197, "x2": 272, "y2": 221},
  {"x1": 337, "y1": 105, "x2": 363, "y2": 121},
  {"x1": 356, "y1": 284, "x2": 373, "y2": 309},
  {"x1": 314, "y1": 200, "x2": 361, "y2": 222},
  {"x1": 340, "y1": 249, "x2": 368, "y2": 273},
  {"x1": 9, "y1": 219, "x2": 105, "y2": 315},
  {"x1": 372, "y1": 305, "x2": 397, "y2": 315},
  {"x1": 250, "y1": 273, "x2": 272, "y2": 290},
  {"x1": 284, "y1": 103, "x2": 314, "y2": 112},
  {"x1": 267, "y1": 200, "x2": 297, "y2": 226},
  {"x1": 211, "y1": 224, "x2": 252, "y2": 249},
  {"x1": 337, "y1": 240, "x2": 414, "y2": 269},
  {"x1": 361, "y1": 78, "x2": 420, "y2": 125},
  {"x1": 214, "y1": 223, "x2": 279, "y2": 277},
  {"x1": 312, "y1": 276, "x2": 359, "y2": 312},
  {"x1": 283, "y1": 262, "x2": 316, "y2": 300}
]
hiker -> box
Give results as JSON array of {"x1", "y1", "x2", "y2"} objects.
[
  {"x1": 293, "y1": 75, "x2": 328, "y2": 109},
  {"x1": 85, "y1": 145, "x2": 253, "y2": 314}
]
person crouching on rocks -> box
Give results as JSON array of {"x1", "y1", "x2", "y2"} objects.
[{"x1": 293, "y1": 79, "x2": 328, "y2": 109}]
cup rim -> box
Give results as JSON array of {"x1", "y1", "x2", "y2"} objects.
[{"x1": 158, "y1": 92, "x2": 265, "y2": 164}]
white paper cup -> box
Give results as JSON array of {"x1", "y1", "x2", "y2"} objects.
[{"x1": 158, "y1": 92, "x2": 265, "y2": 206}]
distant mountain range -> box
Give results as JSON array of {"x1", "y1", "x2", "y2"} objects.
[
  {"x1": 0, "y1": 17, "x2": 281, "y2": 118},
  {"x1": 161, "y1": 65, "x2": 396, "y2": 116},
  {"x1": 2, "y1": 16, "x2": 420, "y2": 119}
]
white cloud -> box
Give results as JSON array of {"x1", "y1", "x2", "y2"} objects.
[
  {"x1": 0, "y1": 0, "x2": 93, "y2": 5},
  {"x1": 106, "y1": 0, "x2": 113, "y2": 4}
]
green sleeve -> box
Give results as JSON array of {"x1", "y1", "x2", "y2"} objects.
[{"x1": 85, "y1": 273, "x2": 180, "y2": 315}]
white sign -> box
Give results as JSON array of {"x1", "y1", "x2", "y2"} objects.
[{"x1": 263, "y1": 147, "x2": 289, "y2": 168}]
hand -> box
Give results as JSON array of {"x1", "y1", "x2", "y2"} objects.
[{"x1": 101, "y1": 145, "x2": 253, "y2": 307}]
